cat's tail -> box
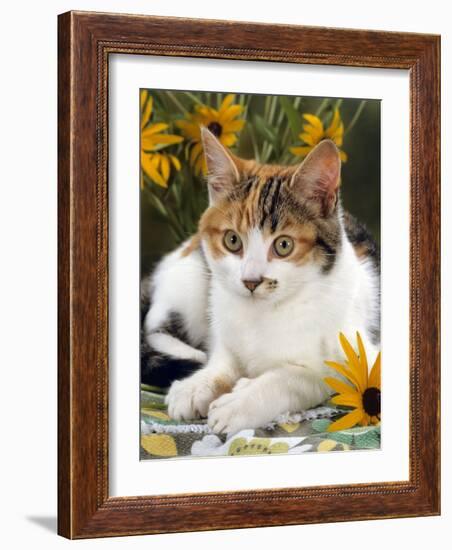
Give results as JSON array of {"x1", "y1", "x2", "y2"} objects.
[
  {"x1": 140, "y1": 282, "x2": 206, "y2": 389},
  {"x1": 141, "y1": 328, "x2": 206, "y2": 389}
]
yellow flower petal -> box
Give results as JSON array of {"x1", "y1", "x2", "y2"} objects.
[
  {"x1": 359, "y1": 414, "x2": 370, "y2": 426},
  {"x1": 324, "y1": 376, "x2": 357, "y2": 396},
  {"x1": 141, "y1": 122, "x2": 169, "y2": 137},
  {"x1": 325, "y1": 109, "x2": 341, "y2": 138},
  {"x1": 369, "y1": 351, "x2": 381, "y2": 389},
  {"x1": 327, "y1": 408, "x2": 364, "y2": 432},
  {"x1": 220, "y1": 133, "x2": 238, "y2": 147},
  {"x1": 176, "y1": 119, "x2": 201, "y2": 140},
  {"x1": 302, "y1": 124, "x2": 324, "y2": 143},
  {"x1": 324, "y1": 361, "x2": 361, "y2": 391},
  {"x1": 219, "y1": 104, "x2": 243, "y2": 124},
  {"x1": 142, "y1": 133, "x2": 183, "y2": 150},
  {"x1": 339, "y1": 150, "x2": 348, "y2": 162},
  {"x1": 141, "y1": 152, "x2": 167, "y2": 188},
  {"x1": 223, "y1": 119, "x2": 246, "y2": 133},
  {"x1": 141, "y1": 95, "x2": 153, "y2": 130},
  {"x1": 160, "y1": 154, "x2": 170, "y2": 182},
  {"x1": 303, "y1": 113, "x2": 324, "y2": 132},
  {"x1": 189, "y1": 141, "x2": 203, "y2": 167},
  {"x1": 331, "y1": 393, "x2": 362, "y2": 408},
  {"x1": 219, "y1": 94, "x2": 236, "y2": 115},
  {"x1": 170, "y1": 155, "x2": 181, "y2": 171},
  {"x1": 300, "y1": 132, "x2": 318, "y2": 146},
  {"x1": 195, "y1": 154, "x2": 206, "y2": 175},
  {"x1": 290, "y1": 146, "x2": 313, "y2": 157},
  {"x1": 331, "y1": 122, "x2": 344, "y2": 146},
  {"x1": 140, "y1": 89, "x2": 148, "y2": 110},
  {"x1": 356, "y1": 331, "x2": 369, "y2": 386},
  {"x1": 339, "y1": 332, "x2": 365, "y2": 391}
]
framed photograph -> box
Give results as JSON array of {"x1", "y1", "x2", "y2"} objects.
[{"x1": 58, "y1": 11, "x2": 440, "y2": 538}]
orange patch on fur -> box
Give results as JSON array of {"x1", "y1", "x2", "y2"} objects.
[
  {"x1": 198, "y1": 203, "x2": 234, "y2": 259},
  {"x1": 266, "y1": 222, "x2": 317, "y2": 265},
  {"x1": 353, "y1": 243, "x2": 369, "y2": 259},
  {"x1": 181, "y1": 234, "x2": 201, "y2": 257},
  {"x1": 213, "y1": 376, "x2": 233, "y2": 397}
]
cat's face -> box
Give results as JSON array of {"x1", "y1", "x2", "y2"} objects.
[{"x1": 198, "y1": 128, "x2": 342, "y2": 303}]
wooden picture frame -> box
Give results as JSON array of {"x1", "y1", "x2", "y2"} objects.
[{"x1": 58, "y1": 11, "x2": 440, "y2": 538}]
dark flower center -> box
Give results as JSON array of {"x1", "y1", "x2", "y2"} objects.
[
  {"x1": 208, "y1": 121, "x2": 223, "y2": 137},
  {"x1": 362, "y1": 387, "x2": 381, "y2": 417}
]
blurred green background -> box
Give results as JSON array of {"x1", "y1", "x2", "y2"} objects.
[{"x1": 140, "y1": 90, "x2": 380, "y2": 276}]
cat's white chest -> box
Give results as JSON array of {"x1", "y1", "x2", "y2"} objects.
[{"x1": 212, "y1": 287, "x2": 334, "y2": 377}]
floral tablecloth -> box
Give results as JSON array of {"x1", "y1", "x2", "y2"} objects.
[{"x1": 140, "y1": 388, "x2": 381, "y2": 459}]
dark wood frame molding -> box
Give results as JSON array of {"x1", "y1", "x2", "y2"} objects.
[{"x1": 58, "y1": 11, "x2": 440, "y2": 538}]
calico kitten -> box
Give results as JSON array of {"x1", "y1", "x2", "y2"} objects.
[{"x1": 141, "y1": 127, "x2": 380, "y2": 433}]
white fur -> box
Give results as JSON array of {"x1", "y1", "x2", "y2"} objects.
[
  {"x1": 155, "y1": 222, "x2": 379, "y2": 434},
  {"x1": 143, "y1": 245, "x2": 209, "y2": 351},
  {"x1": 148, "y1": 333, "x2": 207, "y2": 364}
]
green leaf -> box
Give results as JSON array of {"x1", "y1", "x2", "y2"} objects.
[
  {"x1": 253, "y1": 114, "x2": 277, "y2": 144},
  {"x1": 279, "y1": 96, "x2": 302, "y2": 138}
]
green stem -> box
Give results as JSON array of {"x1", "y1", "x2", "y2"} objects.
[
  {"x1": 264, "y1": 95, "x2": 271, "y2": 121},
  {"x1": 280, "y1": 96, "x2": 302, "y2": 156},
  {"x1": 315, "y1": 98, "x2": 329, "y2": 117},
  {"x1": 248, "y1": 122, "x2": 261, "y2": 163},
  {"x1": 334, "y1": 98, "x2": 343, "y2": 111},
  {"x1": 166, "y1": 91, "x2": 188, "y2": 115},
  {"x1": 268, "y1": 95, "x2": 278, "y2": 125},
  {"x1": 344, "y1": 100, "x2": 367, "y2": 136},
  {"x1": 182, "y1": 91, "x2": 203, "y2": 106}
]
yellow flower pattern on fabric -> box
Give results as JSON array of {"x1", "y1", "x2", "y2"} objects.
[
  {"x1": 176, "y1": 94, "x2": 245, "y2": 175},
  {"x1": 279, "y1": 422, "x2": 301, "y2": 433},
  {"x1": 318, "y1": 439, "x2": 351, "y2": 452},
  {"x1": 324, "y1": 332, "x2": 381, "y2": 432},
  {"x1": 290, "y1": 109, "x2": 348, "y2": 162},
  {"x1": 141, "y1": 434, "x2": 178, "y2": 457},
  {"x1": 140, "y1": 90, "x2": 183, "y2": 188},
  {"x1": 141, "y1": 409, "x2": 171, "y2": 420},
  {"x1": 228, "y1": 437, "x2": 289, "y2": 456}
]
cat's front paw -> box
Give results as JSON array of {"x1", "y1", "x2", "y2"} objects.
[
  {"x1": 208, "y1": 387, "x2": 271, "y2": 434},
  {"x1": 165, "y1": 375, "x2": 218, "y2": 421}
]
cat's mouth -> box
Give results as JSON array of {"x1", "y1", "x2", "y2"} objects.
[{"x1": 241, "y1": 277, "x2": 278, "y2": 298}]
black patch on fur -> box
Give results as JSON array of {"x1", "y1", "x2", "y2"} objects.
[
  {"x1": 269, "y1": 179, "x2": 283, "y2": 232},
  {"x1": 140, "y1": 309, "x2": 204, "y2": 388},
  {"x1": 258, "y1": 178, "x2": 275, "y2": 228},
  {"x1": 343, "y1": 211, "x2": 380, "y2": 268},
  {"x1": 231, "y1": 176, "x2": 258, "y2": 201},
  {"x1": 315, "y1": 236, "x2": 337, "y2": 273},
  {"x1": 243, "y1": 177, "x2": 256, "y2": 197},
  {"x1": 141, "y1": 340, "x2": 202, "y2": 388},
  {"x1": 159, "y1": 312, "x2": 191, "y2": 345}
]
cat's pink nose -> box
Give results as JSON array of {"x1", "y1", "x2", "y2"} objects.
[{"x1": 242, "y1": 278, "x2": 263, "y2": 292}]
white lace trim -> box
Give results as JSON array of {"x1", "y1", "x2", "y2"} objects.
[{"x1": 141, "y1": 405, "x2": 340, "y2": 435}]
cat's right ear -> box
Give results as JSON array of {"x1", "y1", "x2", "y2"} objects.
[
  {"x1": 290, "y1": 139, "x2": 341, "y2": 217},
  {"x1": 201, "y1": 127, "x2": 240, "y2": 205}
]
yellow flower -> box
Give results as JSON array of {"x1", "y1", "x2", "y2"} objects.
[
  {"x1": 176, "y1": 94, "x2": 245, "y2": 175},
  {"x1": 140, "y1": 90, "x2": 183, "y2": 188},
  {"x1": 290, "y1": 109, "x2": 348, "y2": 162},
  {"x1": 324, "y1": 332, "x2": 381, "y2": 432}
]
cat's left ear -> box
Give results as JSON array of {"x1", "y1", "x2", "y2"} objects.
[
  {"x1": 290, "y1": 139, "x2": 341, "y2": 217},
  {"x1": 201, "y1": 126, "x2": 240, "y2": 205}
]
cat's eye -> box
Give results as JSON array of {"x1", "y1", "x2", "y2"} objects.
[
  {"x1": 273, "y1": 236, "x2": 294, "y2": 257},
  {"x1": 223, "y1": 230, "x2": 243, "y2": 253}
]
